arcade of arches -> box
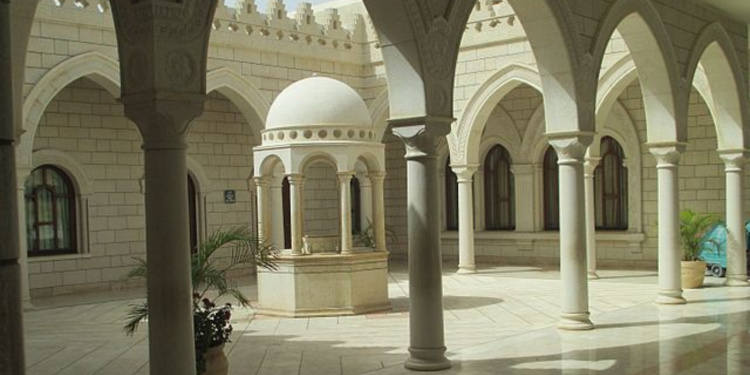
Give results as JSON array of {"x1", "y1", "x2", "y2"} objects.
[{"x1": 0, "y1": 0, "x2": 749, "y2": 374}]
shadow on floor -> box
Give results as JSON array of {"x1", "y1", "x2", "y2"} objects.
[{"x1": 388, "y1": 295, "x2": 504, "y2": 313}]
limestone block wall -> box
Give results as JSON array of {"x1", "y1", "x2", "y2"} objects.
[
  {"x1": 303, "y1": 162, "x2": 340, "y2": 237},
  {"x1": 27, "y1": 79, "x2": 258, "y2": 297}
]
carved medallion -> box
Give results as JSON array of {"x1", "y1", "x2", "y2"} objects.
[{"x1": 164, "y1": 49, "x2": 196, "y2": 88}]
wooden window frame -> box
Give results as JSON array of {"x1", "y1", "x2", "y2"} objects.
[{"x1": 484, "y1": 145, "x2": 515, "y2": 230}]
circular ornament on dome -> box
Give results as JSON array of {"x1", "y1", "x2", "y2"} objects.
[
  {"x1": 318, "y1": 130, "x2": 328, "y2": 139},
  {"x1": 347, "y1": 130, "x2": 355, "y2": 138},
  {"x1": 277, "y1": 131, "x2": 285, "y2": 140},
  {"x1": 269, "y1": 133, "x2": 275, "y2": 141},
  {"x1": 359, "y1": 130, "x2": 365, "y2": 139},
  {"x1": 304, "y1": 130, "x2": 313, "y2": 139},
  {"x1": 290, "y1": 130, "x2": 298, "y2": 139},
  {"x1": 333, "y1": 130, "x2": 342, "y2": 138}
]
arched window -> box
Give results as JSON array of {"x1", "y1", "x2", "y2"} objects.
[
  {"x1": 484, "y1": 145, "x2": 515, "y2": 230},
  {"x1": 282, "y1": 176, "x2": 291, "y2": 249},
  {"x1": 350, "y1": 177, "x2": 362, "y2": 233},
  {"x1": 595, "y1": 137, "x2": 628, "y2": 230},
  {"x1": 188, "y1": 175, "x2": 198, "y2": 253},
  {"x1": 445, "y1": 157, "x2": 459, "y2": 231},
  {"x1": 543, "y1": 147, "x2": 559, "y2": 230},
  {"x1": 24, "y1": 165, "x2": 77, "y2": 256}
]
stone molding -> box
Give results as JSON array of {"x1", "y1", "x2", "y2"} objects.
[
  {"x1": 450, "y1": 164, "x2": 478, "y2": 182},
  {"x1": 719, "y1": 150, "x2": 748, "y2": 172},
  {"x1": 648, "y1": 143, "x2": 687, "y2": 168},
  {"x1": 547, "y1": 133, "x2": 594, "y2": 164}
]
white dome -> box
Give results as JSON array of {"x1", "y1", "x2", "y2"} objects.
[{"x1": 266, "y1": 77, "x2": 372, "y2": 129}]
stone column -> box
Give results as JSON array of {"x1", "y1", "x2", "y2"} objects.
[
  {"x1": 254, "y1": 177, "x2": 270, "y2": 242},
  {"x1": 358, "y1": 173, "x2": 373, "y2": 228},
  {"x1": 269, "y1": 176, "x2": 285, "y2": 250},
  {"x1": 393, "y1": 122, "x2": 451, "y2": 371},
  {"x1": 369, "y1": 172, "x2": 387, "y2": 252},
  {"x1": 650, "y1": 145, "x2": 686, "y2": 304},
  {"x1": 109, "y1": 3, "x2": 219, "y2": 374},
  {"x1": 720, "y1": 151, "x2": 749, "y2": 287},
  {"x1": 338, "y1": 172, "x2": 354, "y2": 254},
  {"x1": 452, "y1": 165, "x2": 477, "y2": 274},
  {"x1": 512, "y1": 164, "x2": 536, "y2": 232},
  {"x1": 0, "y1": 1, "x2": 27, "y2": 371},
  {"x1": 473, "y1": 170, "x2": 484, "y2": 230},
  {"x1": 16, "y1": 166, "x2": 32, "y2": 307},
  {"x1": 288, "y1": 174, "x2": 304, "y2": 255},
  {"x1": 584, "y1": 157, "x2": 600, "y2": 279},
  {"x1": 127, "y1": 108, "x2": 204, "y2": 375},
  {"x1": 549, "y1": 135, "x2": 594, "y2": 330}
]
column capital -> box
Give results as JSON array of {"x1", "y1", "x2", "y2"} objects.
[
  {"x1": 368, "y1": 171, "x2": 386, "y2": 182},
  {"x1": 253, "y1": 176, "x2": 270, "y2": 187},
  {"x1": 451, "y1": 164, "x2": 478, "y2": 182},
  {"x1": 286, "y1": 174, "x2": 305, "y2": 184},
  {"x1": 391, "y1": 117, "x2": 452, "y2": 159},
  {"x1": 648, "y1": 143, "x2": 686, "y2": 168},
  {"x1": 337, "y1": 171, "x2": 354, "y2": 183},
  {"x1": 583, "y1": 157, "x2": 601, "y2": 176},
  {"x1": 719, "y1": 150, "x2": 748, "y2": 172},
  {"x1": 547, "y1": 132, "x2": 594, "y2": 164}
]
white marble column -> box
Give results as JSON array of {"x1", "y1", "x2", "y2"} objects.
[
  {"x1": 288, "y1": 174, "x2": 304, "y2": 255},
  {"x1": 513, "y1": 164, "x2": 536, "y2": 232},
  {"x1": 254, "y1": 177, "x2": 270, "y2": 242},
  {"x1": 452, "y1": 165, "x2": 477, "y2": 274},
  {"x1": 358, "y1": 173, "x2": 373, "y2": 228},
  {"x1": 549, "y1": 135, "x2": 594, "y2": 330},
  {"x1": 720, "y1": 151, "x2": 749, "y2": 287},
  {"x1": 339, "y1": 172, "x2": 354, "y2": 254},
  {"x1": 393, "y1": 123, "x2": 451, "y2": 371},
  {"x1": 0, "y1": 2, "x2": 27, "y2": 370},
  {"x1": 16, "y1": 166, "x2": 32, "y2": 307},
  {"x1": 369, "y1": 172, "x2": 387, "y2": 252},
  {"x1": 650, "y1": 145, "x2": 686, "y2": 304},
  {"x1": 269, "y1": 176, "x2": 285, "y2": 250},
  {"x1": 584, "y1": 157, "x2": 600, "y2": 279}
]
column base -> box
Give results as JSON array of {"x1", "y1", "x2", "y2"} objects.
[
  {"x1": 557, "y1": 313, "x2": 594, "y2": 331},
  {"x1": 726, "y1": 277, "x2": 750, "y2": 287},
  {"x1": 404, "y1": 347, "x2": 451, "y2": 371},
  {"x1": 457, "y1": 266, "x2": 476, "y2": 275},
  {"x1": 655, "y1": 290, "x2": 686, "y2": 305},
  {"x1": 587, "y1": 272, "x2": 599, "y2": 280}
]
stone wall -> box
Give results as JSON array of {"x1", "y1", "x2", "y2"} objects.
[
  {"x1": 27, "y1": 79, "x2": 258, "y2": 297},
  {"x1": 303, "y1": 161, "x2": 340, "y2": 238}
]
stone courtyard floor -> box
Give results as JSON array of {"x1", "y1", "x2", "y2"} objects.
[{"x1": 24, "y1": 261, "x2": 750, "y2": 375}]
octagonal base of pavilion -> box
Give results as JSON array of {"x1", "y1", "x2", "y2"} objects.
[{"x1": 256, "y1": 251, "x2": 390, "y2": 317}]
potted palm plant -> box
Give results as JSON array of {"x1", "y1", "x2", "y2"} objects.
[
  {"x1": 123, "y1": 227, "x2": 278, "y2": 375},
  {"x1": 680, "y1": 210, "x2": 722, "y2": 289}
]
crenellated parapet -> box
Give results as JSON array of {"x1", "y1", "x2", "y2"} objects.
[{"x1": 47, "y1": 0, "x2": 370, "y2": 53}]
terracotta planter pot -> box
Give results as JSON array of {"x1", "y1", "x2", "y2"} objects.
[
  {"x1": 681, "y1": 261, "x2": 706, "y2": 289},
  {"x1": 201, "y1": 344, "x2": 229, "y2": 375}
]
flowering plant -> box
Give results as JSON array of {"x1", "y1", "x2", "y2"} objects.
[
  {"x1": 122, "y1": 227, "x2": 278, "y2": 373},
  {"x1": 194, "y1": 297, "x2": 233, "y2": 373}
]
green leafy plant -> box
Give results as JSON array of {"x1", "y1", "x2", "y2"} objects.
[
  {"x1": 122, "y1": 227, "x2": 278, "y2": 373},
  {"x1": 680, "y1": 210, "x2": 722, "y2": 262},
  {"x1": 353, "y1": 219, "x2": 398, "y2": 248}
]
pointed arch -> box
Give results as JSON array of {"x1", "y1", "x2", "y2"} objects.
[
  {"x1": 369, "y1": 89, "x2": 390, "y2": 142},
  {"x1": 508, "y1": 0, "x2": 591, "y2": 136},
  {"x1": 454, "y1": 63, "x2": 542, "y2": 165},
  {"x1": 591, "y1": 0, "x2": 682, "y2": 143},
  {"x1": 206, "y1": 67, "x2": 270, "y2": 136},
  {"x1": 684, "y1": 23, "x2": 749, "y2": 151},
  {"x1": 20, "y1": 52, "x2": 121, "y2": 165}
]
